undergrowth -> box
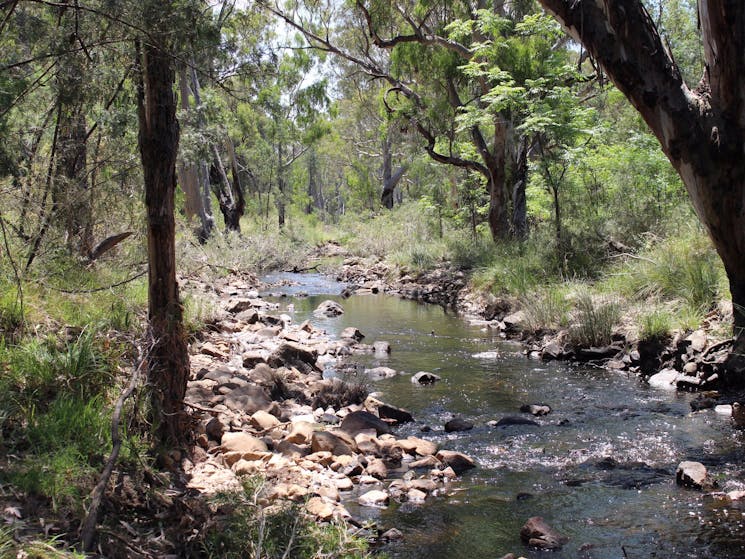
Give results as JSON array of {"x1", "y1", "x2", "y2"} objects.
[{"x1": 202, "y1": 478, "x2": 373, "y2": 559}]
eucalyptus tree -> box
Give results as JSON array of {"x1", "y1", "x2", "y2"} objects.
[
  {"x1": 263, "y1": 0, "x2": 581, "y2": 240},
  {"x1": 536, "y1": 0, "x2": 745, "y2": 377}
]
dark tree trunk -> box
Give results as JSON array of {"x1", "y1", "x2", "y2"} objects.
[
  {"x1": 511, "y1": 137, "x2": 529, "y2": 239},
  {"x1": 537, "y1": 0, "x2": 745, "y2": 377},
  {"x1": 137, "y1": 37, "x2": 189, "y2": 446},
  {"x1": 381, "y1": 135, "x2": 408, "y2": 209},
  {"x1": 209, "y1": 145, "x2": 242, "y2": 232}
]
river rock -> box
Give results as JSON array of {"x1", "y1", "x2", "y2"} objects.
[
  {"x1": 267, "y1": 342, "x2": 318, "y2": 370},
  {"x1": 444, "y1": 417, "x2": 474, "y2": 432},
  {"x1": 311, "y1": 431, "x2": 354, "y2": 456},
  {"x1": 407, "y1": 488, "x2": 427, "y2": 503},
  {"x1": 520, "y1": 404, "x2": 552, "y2": 416},
  {"x1": 378, "y1": 403, "x2": 413, "y2": 424},
  {"x1": 314, "y1": 300, "x2": 344, "y2": 317},
  {"x1": 365, "y1": 366, "x2": 397, "y2": 381},
  {"x1": 411, "y1": 371, "x2": 441, "y2": 385},
  {"x1": 341, "y1": 327, "x2": 365, "y2": 341},
  {"x1": 399, "y1": 436, "x2": 438, "y2": 456},
  {"x1": 436, "y1": 450, "x2": 476, "y2": 474},
  {"x1": 732, "y1": 402, "x2": 745, "y2": 427},
  {"x1": 249, "y1": 410, "x2": 280, "y2": 431},
  {"x1": 648, "y1": 368, "x2": 680, "y2": 390},
  {"x1": 340, "y1": 410, "x2": 392, "y2": 436},
  {"x1": 520, "y1": 516, "x2": 568, "y2": 550},
  {"x1": 676, "y1": 461, "x2": 716, "y2": 490},
  {"x1": 221, "y1": 431, "x2": 268, "y2": 454},
  {"x1": 306, "y1": 496, "x2": 335, "y2": 520},
  {"x1": 285, "y1": 421, "x2": 315, "y2": 445},
  {"x1": 494, "y1": 416, "x2": 540, "y2": 427},
  {"x1": 358, "y1": 489, "x2": 389, "y2": 507},
  {"x1": 502, "y1": 310, "x2": 526, "y2": 332},
  {"x1": 410, "y1": 455, "x2": 441, "y2": 469},
  {"x1": 223, "y1": 384, "x2": 272, "y2": 414},
  {"x1": 373, "y1": 341, "x2": 391, "y2": 355},
  {"x1": 366, "y1": 458, "x2": 388, "y2": 479},
  {"x1": 379, "y1": 528, "x2": 403, "y2": 542}
]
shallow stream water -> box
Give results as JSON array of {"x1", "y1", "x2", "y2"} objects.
[{"x1": 262, "y1": 272, "x2": 745, "y2": 559}]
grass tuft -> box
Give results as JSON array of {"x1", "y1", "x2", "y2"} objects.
[{"x1": 568, "y1": 291, "x2": 621, "y2": 347}]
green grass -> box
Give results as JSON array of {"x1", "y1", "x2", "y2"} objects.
[
  {"x1": 638, "y1": 309, "x2": 673, "y2": 342},
  {"x1": 520, "y1": 286, "x2": 571, "y2": 333},
  {"x1": 568, "y1": 291, "x2": 621, "y2": 347}
]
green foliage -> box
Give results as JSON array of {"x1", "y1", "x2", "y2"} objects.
[
  {"x1": 605, "y1": 227, "x2": 724, "y2": 312},
  {"x1": 638, "y1": 309, "x2": 673, "y2": 342},
  {"x1": 0, "y1": 282, "x2": 24, "y2": 341},
  {"x1": 568, "y1": 292, "x2": 621, "y2": 347},
  {"x1": 202, "y1": 481, "x2": 372, "y2": 559},
  {"x1": 520, "y1": 287, "x2": 570, "y2": 333},
  {"x1": 0, "y1": 526, "x2": 86, "y2": 559}
]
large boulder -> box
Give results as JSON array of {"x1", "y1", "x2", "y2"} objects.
[
  {"x1": 314, "y1": 300, "x2": 344, "y2": 317},
  {"x1": 520, "y1": 516, "x2": 568, "y2": 550},
  {"x1": 340, "y1": 410, "x2": 392, "y2": 437}
]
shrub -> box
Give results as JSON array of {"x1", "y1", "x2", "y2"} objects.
[
  {"x1": 202, "y1": 480, "x2": 372, "y2": 559},
  {"x1": 568, "y1": 292, "x2": 621, "y2": 347}
]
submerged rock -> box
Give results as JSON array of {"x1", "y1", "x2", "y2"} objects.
[
  {"x1": 494, "y1": 416, "x2": 540, "y2": 428},
  {"x1": 520, "y1": 404, "x2": 552, "y2": 416},
  {"x1": 444, "y1": 417, "x2": 474, "y2": 432},
  {"x1": 520, "y1": 516, "x2": 568, "y2": 550},
  {"x1": 411, "y1": 371, "x2": 441, "y2": 385},
  {"x1": 314, "y1": 300, "x2": 344, "y2": 317}
]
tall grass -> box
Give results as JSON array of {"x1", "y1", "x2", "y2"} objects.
[
  {"x1": 520, "y1": 286, "x2": 571, "y2": 333},
  {"x1": 568, "y1": 291, "x2": 621, "y2": 347},
  {"x1": 605, "y1": 229, "x2": 724, "y2": 311}
]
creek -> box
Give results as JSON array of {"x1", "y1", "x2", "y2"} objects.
[{"x1": 262, "y1": 273, "x2": 745, "y2": 559}]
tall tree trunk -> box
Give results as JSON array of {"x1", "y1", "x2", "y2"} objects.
[
  {"x1": 381, "y1": 135, "x2": 408, "y2": 209},
  {"x1": 511, "y1": 137, "x2": 529, "y2": 239},
  {"x1": 277, "y1": 139, "x2": 286, "y2": 228},
  {"x1": 55, "y1": 8, "x2": 93, "y2": 258},
  {"x1": 191, "y1": 64, "x2": 240, "y2": 233},
  {"x1": 209, "y1": 145, "x2": 241, "y2": 232},
  {"x1": 136, "y1": 37, "x2": 189, "y2": 446},
  {"x1": 57, "y1": 104, "x2": 93, "y2": 256},
  {"x1": 176, "y1": 66, "x2": 202, "y2": 221}
]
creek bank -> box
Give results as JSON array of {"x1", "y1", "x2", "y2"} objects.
[
  {"x1": 334, "y1": 256, "x2": 735, "y2": 395},
  {"x1": 181, "y1": 274, "x2": 476, "y2": 543}
]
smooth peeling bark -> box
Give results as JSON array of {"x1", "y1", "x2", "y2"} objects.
[
  {"x1": 537, "y1": 0, "x2": 745, "y2": 376},
  {"x1": 138, "y1": 39, "x2": 190, "y2": 445}
]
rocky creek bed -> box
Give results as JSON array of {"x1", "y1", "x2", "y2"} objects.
[{"x1": 179, "y1": 266, "x2": 745, "y2": 559}]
